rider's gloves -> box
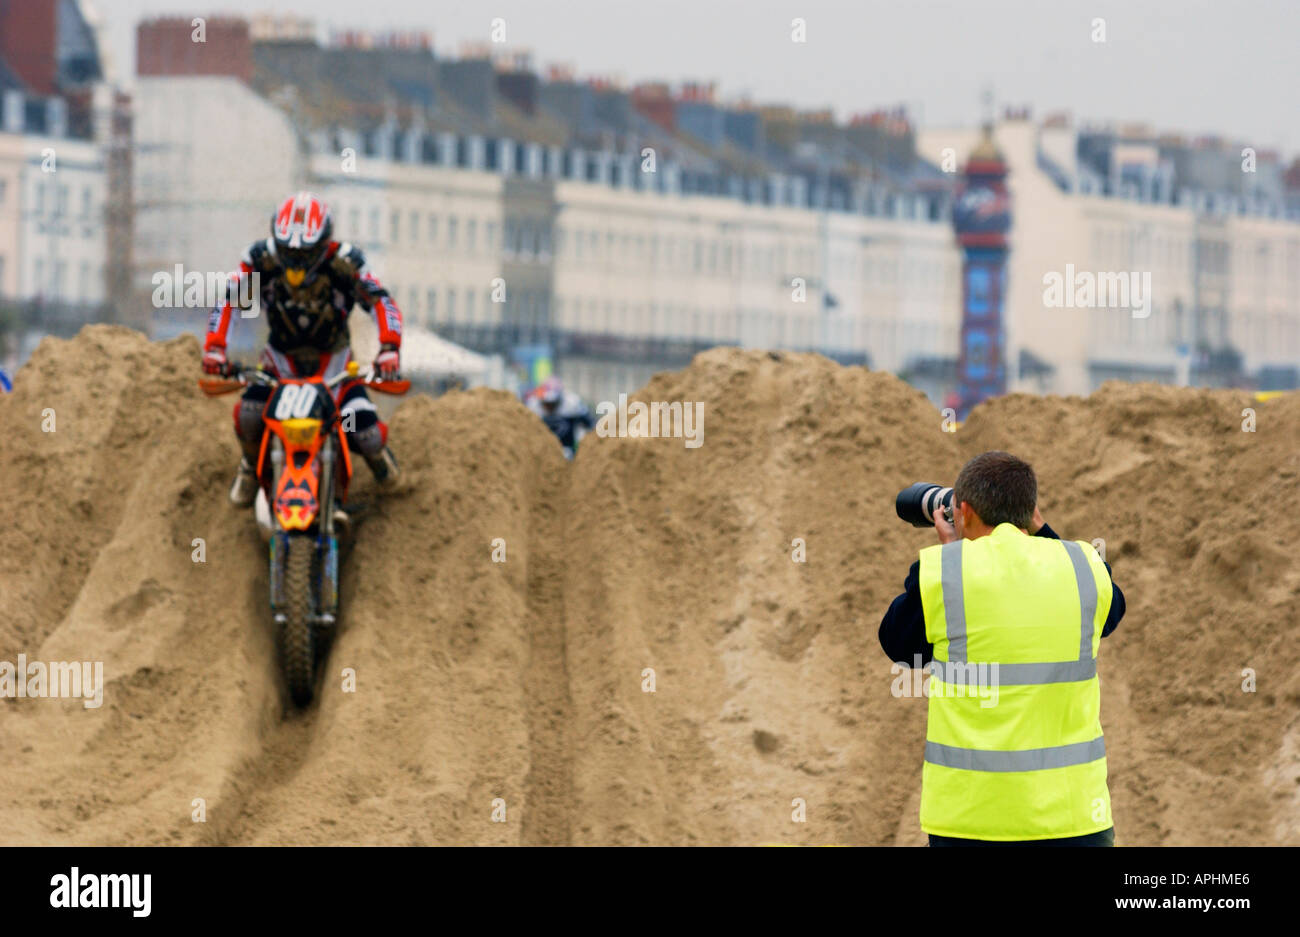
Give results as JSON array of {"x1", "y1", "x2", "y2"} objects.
[
  {"x1": 202, "y1": 346, "x2": 229, "y2": 376},
  {"x1": 374, "y1": 344, "x2": 400, "y2": 380}
]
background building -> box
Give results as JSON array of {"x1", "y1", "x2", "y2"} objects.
[
  {"x1": 4, "y1": 5, "x2": 1298, "y2": 403},
  {"x1": 127, "y1": 17, "x2": 964, "y2": 402},
  {"x1": 14, "y1": 119, "x2": 107, "y2": 304},
  {"x1": 921, "y1": 114, "x2": 1300, "y2": 394},
  {"x1": 0, "y1": 0, "x2": 115, "y2": 367}
]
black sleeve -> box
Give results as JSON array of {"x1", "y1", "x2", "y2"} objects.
[
  {"x1": 1101, "y1": 583, "x2": 1125, "y2": 638},
  {"x1": 878, "y1": 560, "x2": 933, "y2": 667},
  {"x1": 1036, "y1": 523, "x2": 1125, "y2": 637}
]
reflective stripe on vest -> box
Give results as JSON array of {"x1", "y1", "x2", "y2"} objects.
[
  {"x1": 928, "y1": 657, "x2": 1096, "y2": 686},
  {"x1": 936, "y1": 538, "x2": 1097, "y2": 685},
  {"x1": 925, "y1": 736, "x2": 1106, "y2": 772}
]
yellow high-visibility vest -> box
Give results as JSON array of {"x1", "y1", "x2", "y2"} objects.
[{"x1": 917, "y1": 523, "x2": 1113, "y2": 840}]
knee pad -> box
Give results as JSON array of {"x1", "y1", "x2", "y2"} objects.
[
  {"x1": 341, "y1": 390, "x2": 387, "y2": 457},
  {"x1": 235, "y1": 385, "x2": 270, "y2": 444},
  {"x1": 346, "y1": 409, "x2": 387, "y2": 457}
]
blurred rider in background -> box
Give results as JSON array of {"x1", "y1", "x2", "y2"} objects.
[{"x1": 525, "y1": 375, "x2": 594, "y2": 460}]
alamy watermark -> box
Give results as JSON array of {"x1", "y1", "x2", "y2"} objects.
[
  {"x1": 1, "y1": 654, "x2": 104, "y2": 709},
  {"x1": 50, "y1": 867, "x2": 150, "y2": 917},
  {"x1": 151, "y1": 264, "x2": 259, "y2": 313},
  {"x1": 891, "y1": 655, "x2": 1001, "y2": 708},
  {"x1": 1042, "y1": 264, "x2": 1151, "y2": 319},
  {"x1": 594, "y1": 394, "x2": 704, "y2": 449}
]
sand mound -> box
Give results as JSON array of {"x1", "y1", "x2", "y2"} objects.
[
  {"x1": 0, "y1": 326, "x2": 569, "y2": 845},
  {"x1": 1, "y1": 328, "x2": 1295, "y2": 844}
]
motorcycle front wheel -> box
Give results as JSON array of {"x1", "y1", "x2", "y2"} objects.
[{"x1": 278, "y1": 534, "x2": 316, "y2": 706}]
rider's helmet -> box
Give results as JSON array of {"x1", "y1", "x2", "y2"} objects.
[
  {"x1": 538, "y1": 376, "x2": 563, "y2": 410},
  {"x1": 271, "y1": 191, "x2": 333, "y2": 288}
]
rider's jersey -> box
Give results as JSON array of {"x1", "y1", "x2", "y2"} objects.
[
  {"x1": 526, "y1": 392, "x2": 595, "y2": 458},
  {"x1": 204, "y1": 239, "x2": 402, "y2": 358}
]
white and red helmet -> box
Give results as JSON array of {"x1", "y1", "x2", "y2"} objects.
[
  {"x1": 271, "y1": 191, "x2": 333, "y2": 276},
  {"x1": 538, "y1": 375, "x2": 564, "y2": 405}
]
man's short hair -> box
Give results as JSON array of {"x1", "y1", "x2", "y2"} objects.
[{"x1": 953, "y1": 451, "x2": 1037, "y2": 529}]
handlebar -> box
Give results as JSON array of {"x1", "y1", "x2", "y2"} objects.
[
  {"x1": 199, "y1": 361, "x2": 410, "y2": 397},
  {"x1": 222, "y1": 362, "x2": 392, "y2": 389}
]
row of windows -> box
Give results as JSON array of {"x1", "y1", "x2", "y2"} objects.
[
  {"x1": 329, "y1": 198, "x2": 951, "y2": 285},
  {"x1": 556, "y1": 229, "x2": 950, "y2": 286},
  {"x1": 330, "y1": 132, "x2": 949, "y2": 221},
  {"x1": 1090, "y1": 226, "x2": 1300, "y2": 282},
  {"x1": 390, "y1": 282, "x2": 948, "y2": 349},
  {"x1": 1240, "y1": 313, "x2": 1300, "y2": 353},
  {"x1": 395, "y1": 284, "x2": 1300, "y2": 356},
  {"x1": 1091, "y1": 228, "x2": 1193, "y2": 270},
  {"x1": 338, "y1": 204, "x2": 1300, "y2": 295},
  {"x1": 386, "y1": 268, "x2": 956, "y2": 329},
  {"x1": 338, "y1": 197, "x2": 1299, "y2": 282},
  {"x1": 339, "y1": 206, "x2": 498, "y2": 254},
  {"x1": 363, "y1": 222, "x2": 949, "y2": 292},
  {"x1": 557, "y1": 228, "x2": 818, "y2": 277},
  {"x1": 27, "y1": 257, "x2": 102, "y2": 301},
  {"x1": 390, "y1": 285, "x2": 551, "y2": 325},
  {"x1": 337, "y1": 205, "x2": 564, "y2": 262},
  {"x1": 27, "y1": 179, "x2": 99, "y2": 221},
  {"x1": 554, "y1": 303, "x2": 869, "y2": 346},
  {"x1": 343, "y1": 200, "x2": 1294, "y2": 293},
  {"x1": 1232, "y1": 240, "x2": 1300, "y2": 282},
  {"x1": 1090, "y1": 303, "x2": 1300, "y2": 354},
  {"x1": 1091, "y1": 304, "x2": 1210, "y2": 348}
]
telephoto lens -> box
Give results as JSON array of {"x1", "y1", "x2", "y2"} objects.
[{"x1": 895, "y1": 482, "x2": 955, "y2": 528}]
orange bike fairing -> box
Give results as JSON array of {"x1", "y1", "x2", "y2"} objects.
[
  {"x1": 270, "y1": 431, "x2": 324, "y2": 530},
  {"x1": 260, "y1": 376, "x2": 332, "y2": 530}
]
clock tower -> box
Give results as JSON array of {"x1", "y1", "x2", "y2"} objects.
[{"x1": 950, "y1": 125, "x2": 1011, "y2": 417}]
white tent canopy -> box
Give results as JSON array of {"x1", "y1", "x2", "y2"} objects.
[
  {"x1": 399, "y1": 326, "x2": 491, "y2": 377},
  {"x1": 351, "y1": 319, "x2": 490, "y2": 379}
]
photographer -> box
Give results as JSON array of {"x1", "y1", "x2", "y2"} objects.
[{"x1": 880, "y1": 451, "x2": 1126, "y2": 846}]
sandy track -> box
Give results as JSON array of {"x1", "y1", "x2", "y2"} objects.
[{"x1": 1, "y1": 327, "x2": 1295, "y2": 845}]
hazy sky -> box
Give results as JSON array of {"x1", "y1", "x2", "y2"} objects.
[{"x1": 94, "y1": 0, "x2": 1300, "y2": 155}]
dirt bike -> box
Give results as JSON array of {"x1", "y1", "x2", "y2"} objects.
[{"x1": 200, "y1": 359, "x2": 409, "y2": 705}]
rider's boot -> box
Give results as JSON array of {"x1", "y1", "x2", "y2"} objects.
[
  {"x1": 229, "y1": 440, "x2": 260, "y2": 508},
  {"x1": 364, "y1": 445, "x2": 400, "y2": 489}
]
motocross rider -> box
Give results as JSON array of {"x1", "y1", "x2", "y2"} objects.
[
  {"x1": 526, "y1": 375, "x2": 594, "y2": 460},
  {"x1": 202, "y1": 191, "x2": 403, "y2": 507}
]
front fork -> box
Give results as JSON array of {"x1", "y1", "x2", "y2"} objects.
[
  {"x1": 268, "y1": 436, "x2": 341, "y2": 628},
  {"x1": 267, "y1": 534, "x2": 338, "y2": 622}
]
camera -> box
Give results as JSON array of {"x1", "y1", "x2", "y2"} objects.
[{"x1": 896, "y1": 482, "x2": 954, "y2": 529}]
